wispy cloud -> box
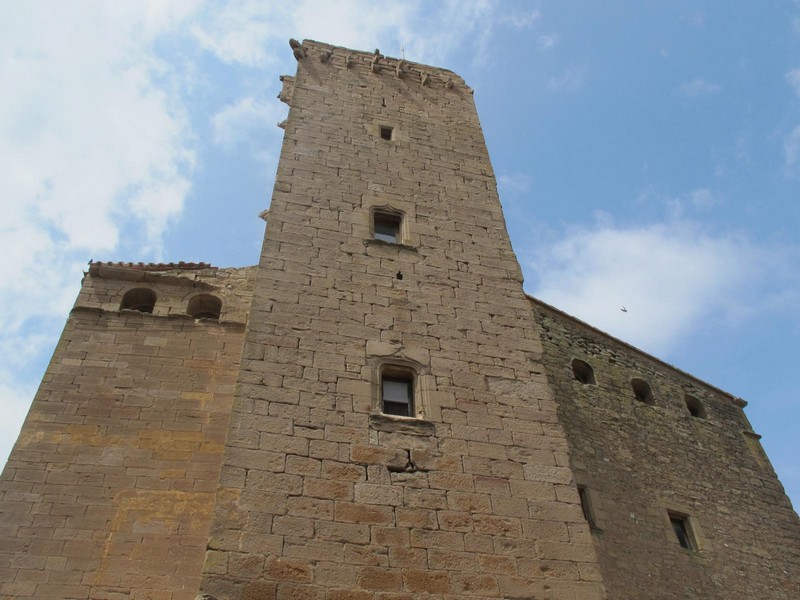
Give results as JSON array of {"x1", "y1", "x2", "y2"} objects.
[
  {"x1": 191, "y1": 0, "x2": 496, "y2": 69},
  {"x1": 679, "y1": 78, "x2": 720, "y2": 97},
  {"x1": 0, "y1": 3, "x2": 198, "y2": 468},
  {"x1": 537, "y1": 33, "x2": 560, "y2": 50},
  {"x1": 501, "y1": 9, "x2": 541, "y2": 30},
  {"x1": 785, "y1": 126, "x2": 800, "y2": 176},
  {"x1": 548, "y1": 66, "x2": 586, "y2": 92},
  {"x1": 786, "y1": 68, "x2": 800, "y2": 98},
  {"x1": 212, "y1": 96, "x2": 286, "y2": 153},
  {"x1": 527, "y1": 219, "x2": 773, "y2": 356},
  {"x1": 666, "y1": 187, "x2": 722, "y2": 217},
  {"x1": 498, "y1": 172, "x2": 532, "y2": 194}
]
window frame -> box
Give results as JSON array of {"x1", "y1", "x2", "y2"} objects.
[
  {"x1": 381, "y1": 374, "x2": 414, "y2": 417},
  {"x1": 375, "y1": 362, "x2": 420, "y2": 419},
  {"x1": 577, "y1": 485, "x2": 601, "y2": 532},
  {"x1": 667, "y1": 511, "x2": 698, "y2": 552},
  {"x1": 379, "y1": 125, "x2": 394, "y2": 141},
  {"x1": 371, "y1": 208, "x2": 404, "y2": 245}
]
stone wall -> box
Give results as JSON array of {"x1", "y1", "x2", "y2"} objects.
[
  {"x1": 198, "y1": 41, "x2": 606, "y2": 599},
  {"x1": 531, "y1": 298, "x2": 800, "y2": 599},
  {"x1": 0, "y1": 266, "x2": 253, "y2": 600}
]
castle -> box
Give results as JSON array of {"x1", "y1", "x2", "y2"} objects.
[{"x1": 1, "y1": 40, "x2": 799, "y2": 600}]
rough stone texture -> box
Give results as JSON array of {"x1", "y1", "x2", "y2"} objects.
[
  {"x1": 532, "y1": 298, "x2": 800, "y2": 599},
  {"x1": 2, "y1": 39, "x2": 799, "y2": 600},
  {"x1": 197, "y1": 41, "x2": 606, "y2": 599},
  {"x1": 0, "y1": 266, "x2": 255, "y2": 599}
]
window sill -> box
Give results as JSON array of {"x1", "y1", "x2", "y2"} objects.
[
  {"x1": 369, "y1": 413, "x2": 435, "y2": 436},
  {"x1": 364, "y1": 239, "x2": 418, "y2": 253}
]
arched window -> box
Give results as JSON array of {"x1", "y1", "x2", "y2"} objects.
[
  {"x1": 120, "y1": 288, "x2": 156, "y2": 313},
  {"x1": 187, "y1": 294, "x2": 222, "y2": 320},
  {"x1": 631, "y1": 378, "x2": 654, "y2": 405},
  {"x1": 684, "y1": 394, "x2": 706, "y2": 419},
  {"x1": 572, "y1": 359, "x2": 595, "y2": 385}
]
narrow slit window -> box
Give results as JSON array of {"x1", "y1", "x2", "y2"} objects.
[
  {"x1": 379, "y1": 125, "x2": 394, "y2": 141},
  {"x1": 577, "y1": 485, "x2": 598, "y2": 530},
  {"x1": 669, "y1": 512, "x2": 696, "y2": 551},
  {"x1": 382, "y1": 374, "x2": 414, "y2": 417},
  {"x1": 374, "y1": 212, "x2": 402, "y2": 244}
]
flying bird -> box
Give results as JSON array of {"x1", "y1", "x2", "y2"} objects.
[{"x1": 620, "y1": 306, "x2": 628, "y2": 313}]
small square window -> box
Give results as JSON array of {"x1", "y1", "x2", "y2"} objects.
[
  {"x1": 373, "y1": 212, "x2": 402, "y2": 244},
  {"x1": 379, "y1": 125, "x2": 393, "y2": 141},
  {"x1": 669, "y1": 512, "x2": 696, "y2": 551},
  {"x1": 382, "y1": 375, "x2": 414, "y2": 417}
]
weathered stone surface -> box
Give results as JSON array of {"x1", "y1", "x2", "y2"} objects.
[
  {"x1": 196, "y1": 40, "x2": 606, "y2": 599},
  {"x1": 533, "y1": 297, "x2": 800, "y2": 599},
  {"x1": 0, "y1": 266, "x2": 254, "y2": 600},
  {"x1": 2, "y1": 39, "x2": 799, "y2": 600}
]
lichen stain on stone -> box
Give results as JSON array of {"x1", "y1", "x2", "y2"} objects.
[{"x1": 95, "y1": 490, "x2": 215, "y2": 584}]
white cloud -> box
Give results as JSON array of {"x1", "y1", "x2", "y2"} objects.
[
  {"x1": 679, "y1": 78, "x2": 720, "y2": 97},
  {"x1": 212, "y1": 96, "x2": 286, "y2": 151},
  {"x1": 528, "y1": 221, "x2": 764, "y2": 355},
  {"x1": 498, "y1": 173, "x2": 532, "y2": 194},
  {"x1": 190, "y1": 0, "x2": 496, "y2": 69},
  {"x1": 666, "y1": 187, "x2": 722, "y2": 216},
  {"x1": 548, "y1": 66, "x2": 586, "y2": 92},
  {"x1": 785, "y1": 125, "x2": 800, "y2": 175},
  {"x1": 537, "y1": 33, "x2": 560, "y2": 50},
  {"x1": 787, "y1": 68, "x2": 800, "y2": 98},
  {"x1": 0, "y1": 379, "x2": 38, "y2": 472},
  {"x1": 687, "y1": 188, "x2": 719, "y2": 210},
  {"x1": 0, "y1": 2, "x2": 199, "y2": 469},
  {"x1": 501, "y1": 10, "x2": 541, "y2": 30},
  {"x1": 192, "y1": 2, "x2": 291, "y2": 67}
]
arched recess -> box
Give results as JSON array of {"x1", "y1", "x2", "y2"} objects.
[
  {"x1": 187, "y1": 294, "x2": 222, "y2": 320},
  {"x1": 684, "y1": 394, "x2": 707, "y2": 419},
  {"x1": 572, "y1": 359, "x2": 595, "y2": 385},
  {"x1": 631, "y1": 378, "x2": 654, "y2": 405},
  {"x1": 120, "y1": 288, "x2": 156, "y2": 313}
]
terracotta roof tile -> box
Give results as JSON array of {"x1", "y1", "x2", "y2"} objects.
[{"x1": 90, "y1": 260, "x2": 216, "y2": 271}]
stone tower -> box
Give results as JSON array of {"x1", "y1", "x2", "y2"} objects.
[
  {"x1": 2, "y1": 40, "x2": 800, "y2": 600},
  {"x1": 196, "y1": 40, "x2": 605, "y2": 599}
]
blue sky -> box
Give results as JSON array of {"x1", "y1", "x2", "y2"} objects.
[{"x1": 2, "y1": 1, "x2": 799, "y2": 508}]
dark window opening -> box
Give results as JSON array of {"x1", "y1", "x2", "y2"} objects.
[
  {"x1": 631, "y1": 378, "x2": 654, "y2": 405},
  {"x1": 572, "y1": 359, "x2": 595, "y2": 385},
  {"x1": 577, "y1": 485, "x2": 598, "y2": 530},
  {"x1": 381, "y1": 373, "x2": 414, "y2": 417},
  {"x1": 685, "y1": 394, "x2": 706, "y2": 419},
  {"x1": 669, "y1": 513, "x2": 696, "y2": 551},
  {"x1": 374, "y1": 212, "x2": 402, "y2": 244},
  {"x1": 187, "y1": 294, "x2": 222, "y2": 320},
  {"x1": 120, "y1": 288, "x2": 156, "y2": 313},
  {"x1": 380, "y1": 125, "x2": 393, "y2": 141}
]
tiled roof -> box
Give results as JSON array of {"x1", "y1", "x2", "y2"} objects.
[{"x1": 89, "y1": 260, "x2": 216, "y2": 271}]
